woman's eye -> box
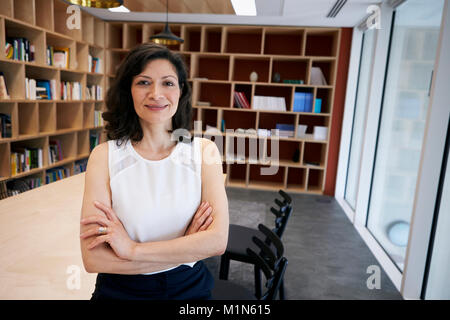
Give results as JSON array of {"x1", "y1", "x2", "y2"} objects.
[
  {"x1": 165, "y1": 81, "x2": 175, "y2": 86},
  {"x1": 137, "y1": 80, "x2": 150, "y2": 85}
]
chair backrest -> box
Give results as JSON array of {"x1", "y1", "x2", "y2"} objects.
[
  {"x1": 246, "y1": 230, "x2": 288, "y2": 300},
  {"x1": 270, "y1": 190, "x2": 293, "y2": 238}
]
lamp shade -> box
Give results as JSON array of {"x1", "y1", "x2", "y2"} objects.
[
  {"x1": 149, "y1": 22, "x2": 184, "y2": 45},
  {"x1": 66, "y1": 0, "x2": 123, "y2": 9}
]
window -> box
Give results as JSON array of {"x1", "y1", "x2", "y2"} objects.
[
  {"x1": 344, "y1": 28, "x2": 376, "y2": 210},
  {"x1": 365, "y1": 0, "x2": 444, "y2": 272}
]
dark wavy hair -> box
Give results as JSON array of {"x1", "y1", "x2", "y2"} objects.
[{"x1": 102, "y1": 43, "x2": 192, "y2": 146}]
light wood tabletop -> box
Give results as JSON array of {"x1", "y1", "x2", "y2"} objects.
[
  {"x1": 0, "y1": 173, "x2": 96, "y2": 300},
  {"x1": 0, "y1": 172, "x2": 228, "y2": 299}
]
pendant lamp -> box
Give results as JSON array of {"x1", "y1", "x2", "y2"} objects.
[
  {"x1": 149, "y1": 0, "x2": 184, "y2": 45},
  {"x1": 66, "y1": 0, "x2": 123, "y2": 8}
]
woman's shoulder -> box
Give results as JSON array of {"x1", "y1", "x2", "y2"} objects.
[{"x1": 88, "y1": 141, "x2": 108, "y2": 163}]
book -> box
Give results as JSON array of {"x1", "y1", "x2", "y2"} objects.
[
  {"x1": 314, "y1": 98, "x2": 322, "y2": 113},
  {"x1": 53, "y1": 47, "x2": 70, "y2": 68},
  {"x1": 304, "y1": 93, "x2": 313, "y2": 112},
  {"x1": 0, "y1": 113, "x2": 12, "y2": 138},
  {"x1": 0, "y1": 72, "x2": 10, "y2": 99},
  {"x1": 293, "y1": 92, "x2": 305, "y2": 112},
  {"x1": 310, "y1": 67, "x2": 327, "y2": 85}
]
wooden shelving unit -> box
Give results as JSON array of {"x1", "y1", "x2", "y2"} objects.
[
  {"x1": 103, "y1": 22, "x2": 341, "y2": 195},
  {"x1": 0, "y1": 0, "x2": 106, "y2": 197}
]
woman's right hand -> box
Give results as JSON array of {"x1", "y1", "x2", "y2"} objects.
[{"x1": 185, "y1": 201, "x2": 214, "y2": 236}]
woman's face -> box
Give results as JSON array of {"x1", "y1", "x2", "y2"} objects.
[{"x1": 131, "y1": 58, "x2": 181, "y2": 128}]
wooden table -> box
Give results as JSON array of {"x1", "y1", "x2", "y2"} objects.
[
  {"x1": 0, "y1": 173, "x2": 96, "y2": 300},
  {"x1": 0, "y1": 173, "x2": 228, "y2": 299}
]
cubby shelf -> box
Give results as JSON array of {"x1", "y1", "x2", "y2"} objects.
[{"x1": 0, "y1": 0, "x2": 106, "y2": 198}]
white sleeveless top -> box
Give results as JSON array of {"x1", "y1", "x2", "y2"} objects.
[{"x1": 108, "y1": 137, "x2": 203, "y2": 274}]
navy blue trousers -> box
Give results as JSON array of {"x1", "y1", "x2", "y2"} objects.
[{"x1": 91, "y1": 261, "x2": 214, "y2": 300}]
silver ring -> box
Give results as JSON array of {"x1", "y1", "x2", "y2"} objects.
[{"x1": 98, "y1": 226, "x2": 107, "y2": 234}]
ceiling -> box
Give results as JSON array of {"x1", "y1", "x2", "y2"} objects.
[{"x1": 81, "y1": 0, "x2": 385, "y2": 27}]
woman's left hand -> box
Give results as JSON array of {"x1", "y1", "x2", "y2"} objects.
[{"x1": 80, "y1": 200, "x2": 137, "y2": 261}]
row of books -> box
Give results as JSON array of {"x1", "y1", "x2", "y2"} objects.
[
  {"x1": 0, "y1": 113, "x2": 12, "y2": 138},
  {"x1": 49, "y1": 140, "x2": 63, "y2": 165},
  {"x1": 88, "y1": 54, "x2": 102, "y2": 73},
  {"x1": 46, "y1": 167, "x2": 71, "y2": 184},
  {"x1": 74, "y1": 159, "x2": 88, "y2": 175},
  {"x1": 293, "y1": 92, "x2": 322, "y2": 113},
  {"x1": 233, "y1": 91, "x2": 251, "y2": 109},
  {"x1": 94, "y1": 110, "x2": 104, "y2": 127},
  {"x1": 25, "y1": 78, "x2": 57, "y2": 100},
  {"x1": 90, "y1": 132, "x2": 100, "y2": 151},
  {"x1": 10, "y1": 147, "x2": 43, "y2": 175},
  {"x1": 252, "y1": 95, "x2": 287, "y2": 111},
  {"x1": 6, "y1": 37, "x2": 35, "y2": 62},
  {"x1": 86, "y1": 85, "x2": 103, "y2": 100},
  {"x1": 47, "y1": 46, "x2": 70, "y2": 68},
  {"x1": 61, "y1": 81, "x2": 82, "y2": 100},
  {"x1": 0, "y1": 72, "x2": 10, "y2": 99}
]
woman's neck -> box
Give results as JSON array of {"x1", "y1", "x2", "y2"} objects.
[{"x1": 135, "y1": 121, "x2": 175, "y2": 152}]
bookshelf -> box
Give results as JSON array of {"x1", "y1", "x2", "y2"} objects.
[
  {"x1": 104, "y1": 23, "x2": 341, "y2": 195},
  {"x1": 0, "y1": 0, "x2": 106, "y2": 199}
]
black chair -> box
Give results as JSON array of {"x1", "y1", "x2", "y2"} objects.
[
  {"x1": 212, "y1": 225, "x2": 288, "y2": 300},
  {"x1": 219, "y1": 190, "x2": 292, "y2": 299}
]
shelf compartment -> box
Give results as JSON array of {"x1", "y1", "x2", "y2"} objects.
[
  {"x1": 0, "y1": 61, "x2": 25, "y2": 99},
  {"x1": 298, "y1": 114, "x2": 329, "y2": 135},
  {"x1": 266, "y1": 140, "x2": 301, "y2": 165},
  {"x1": 94, "y1": 18, "x2": 105, "y2": 48},
  {"x1": 233, "y1": 83, "x2": 252, "y2": 109},
  {"x1": 180, "y1": 53, "x2": 191, "y2": 77},
  {"x1": 82, "y1": 11, "x2": 94, "y2": 44},
  {"x1": 83, "y1": 102, "x2": 94, "y2": 129},
  {"x1": 225, "y1": 27, "x2": 263, "y2": 54},
  {"x1": 0, "y1": 142, "x2": 10, "y2": 178},
  {"x1": 222, "y1": 109, "x2": 256, "y2": 131},
  {"x1": 49, "y1": 132, "x2": 77, "y2": 162},
  {"x1": 11, "y1": 137, "x2": 46, "y2": 171},
  {"x1": 5, "y1": 19, "x2": 46, "y2": 64},
  {"x1": 0, "y1": 102, "x2": 17, "y2": 138},
  {"x1": 124, "y1": 23, "x2": 143, "y2": 49},
  {"x1": 199, "y1": 108, "x2": 218, "y2": 131},
  {"x1": 271, "y1": 58, "x2": 309, "y2": 84},
  {"x1": 183, "y1": 25, "x2": 202, "y2": 52},
  {"x1": 303, "y1": 142, "x2": 327, "y2": 167},
  {"x1": 18, "y1": 102, "x2": 38, "y2": 136},
  {"x1": 263, "y1": 28, "x2": 304, "y2": 55},
  {"x1": 56, "y1": 102, "x2": 82, "y2": 130},
  {"x1": 35, "y1": 0, "x2": 54, "y2": 31},
  {"x1": 106, "y1": 23, "x2": 124, "y2": 49},
  {"x1": 194, "y1": 55, "x2": 229, "y2": 81},
  {"x1": 45, "y1": 32, "x2": 77, "y2": 69},
  {"x1": 0, "y1": 0, "x2": 13, "y2": 18},
  {"x1": 258, "y1": 112, "x2": 296, "y2": 133},
  {"x1": 306, "y1": 168, "x2": 325, "y2": 193},
  {"x1": 203, "y1": 26, "x2": 223, "y2": 53},
  {"x1": 305, "y1": 30, "x2": 339, "y2": 57},
  {"x1": 196, "y1": 82, "x2": 231, "y2": 108},
  {"x1": 286, "y1": 167, "x2": 306, "y2": 192},
  {"x1": 232, "y1": 57, "x2": 270, "y2": 82},
  {"x1": 227, "y1": 163, "x2": 247, "y2": 186},
  {"x1": 77, "y1": 130, "x2": 90, "y2": 156},
  {"x1": 311, "y1": 60, "x2": 336, "y2": 86},
  {"x1": 106, "y1": 50, "x2": 127, "y2": 75},
  {"x1": 253, "y1": 85, "x2": 292, "y2": 111},
  {"x1": 88, "y1": 45, "x2": 105, "y2": 74},
  {"x1": 54, "y1": 0, "x2": 81, "y2": 41},
  {"x1": 315, "y1": 88, "x2": 333, "y2": 114},
  {"x1": 248, "y1": 164, "x2": 285, "y2": 189},
  {"x1": 38, "y1": 102, "x2": 56, "y2": 133},
  {"x1": 14, "y1": 0, "x2": 35, "y2": 25}
]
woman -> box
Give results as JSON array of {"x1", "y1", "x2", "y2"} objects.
[{"x1": 79, "y1": 43, "x2": 229, "y2": 300}]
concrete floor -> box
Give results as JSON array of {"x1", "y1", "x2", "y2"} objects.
[{"x1": 204, "y1": 187, "x2": 403, "y2": 300}]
